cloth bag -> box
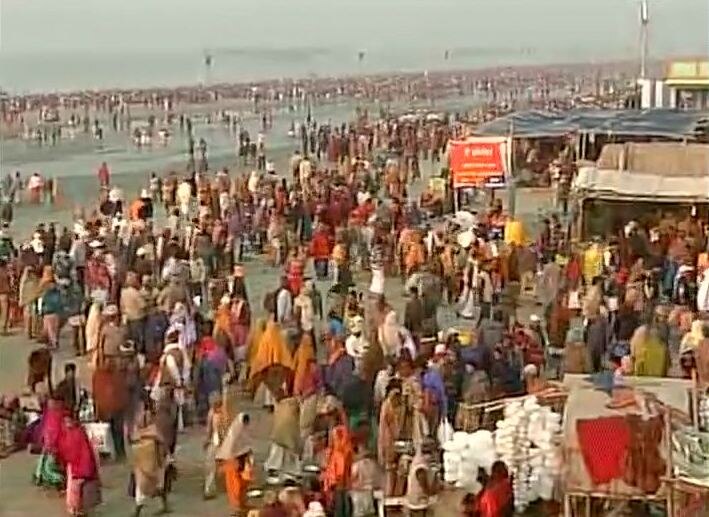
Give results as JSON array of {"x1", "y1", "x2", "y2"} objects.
[{"x1": 271, "y1": 397, "x2": 302, "y2": 453}]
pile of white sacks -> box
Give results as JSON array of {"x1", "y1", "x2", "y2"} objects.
[{"x1": 442, "y1": 396, "x2": 563, "y2": 512}]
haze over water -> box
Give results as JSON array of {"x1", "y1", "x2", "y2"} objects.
[{"x1": 1, "y1": 0, "x2": 707, "y2": 92}]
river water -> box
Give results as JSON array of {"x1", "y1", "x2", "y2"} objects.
[{"x1": 2, "y1": 0, "x2": 707, "y2": 93}]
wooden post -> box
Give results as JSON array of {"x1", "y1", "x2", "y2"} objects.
[
  {"x1": 666, "y1": 408, "x2": 675, "y2": 517},
  {"x1": 692, "y1": 370, "x2": 700, "y2": 431}
]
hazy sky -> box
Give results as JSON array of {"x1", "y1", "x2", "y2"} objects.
[
  {"x1": 1, "y1": 0, "x2": 707, "y2": 91},
  {"x1": 2, "y1": 0, "x2": 707, "y2": 56}
]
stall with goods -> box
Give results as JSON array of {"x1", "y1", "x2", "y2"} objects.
[{"x1": 561, "y1": 374, "x2": 693, "y2": 516}]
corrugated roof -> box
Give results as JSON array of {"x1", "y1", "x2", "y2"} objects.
[{"x1": 473, "y1": 109, "x2": 709, "y2": 140}]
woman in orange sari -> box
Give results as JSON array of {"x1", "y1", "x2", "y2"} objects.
[
  {"x1": 222, "y1": 448, "x2": 253, "y2": 516},
  {"x1": 322, "y1": 425, "x2": 354, "y2": 516},
  {"x1": 293, "y1": 333, "x2": 322, "y2": 445}
]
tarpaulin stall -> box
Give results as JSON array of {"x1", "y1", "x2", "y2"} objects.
[
  {"x1": 561, "y1": 374, "x2": 693, "y2": 516},
  {"x1": 571, "y1": 142, "x2": 709, "y2": 239}
]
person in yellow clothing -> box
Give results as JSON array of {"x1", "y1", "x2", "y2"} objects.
[
  {"x1": 247, "y1": 318, "x2": 294, "y2": 400},
  {"x1": 582, "y1": 241, "x2": 603, "y2": 286},
  {"x1": 504, "y1": 218, "x2": 527, "y2": 246},
  {"x1": 630, "y1": 326, "x2": 669, "y2": 377}
]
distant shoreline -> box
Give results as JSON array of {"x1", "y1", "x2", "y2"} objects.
[{"x1": 1, "y1": 58, "x2": 660, "y2": 100}]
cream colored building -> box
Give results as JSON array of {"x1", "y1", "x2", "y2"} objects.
[{"x1": 664, "y1": 59, "x2": 709, "y2": 109}]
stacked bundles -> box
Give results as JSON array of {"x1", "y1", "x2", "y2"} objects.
[
  {"x1": 493, "y1": 396, "x2": 563, "y2": 512},
  {"x1": 442, "y1": 430, "x2": 496, "y2": 491}
]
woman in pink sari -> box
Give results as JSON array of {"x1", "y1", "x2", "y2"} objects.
[
  {"x1": 58, "y1": 414, "x2": 101, "y2": 516},
  {"x1": 33, "y1": 397, "x2": 66, "y2": 489}
]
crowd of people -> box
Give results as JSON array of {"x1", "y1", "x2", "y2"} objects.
[{"x1": 1, "y1": 93, "x2": 706, "y2": 517}]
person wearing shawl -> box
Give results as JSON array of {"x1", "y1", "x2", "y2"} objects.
[
  {"x1": 229, "y1": 265, "x2": 249, "y2": 301},
  {"x1": 231, "y1": 290, "x2": 251, "y2": 358},
  {"x1": 58, "y1": 413, "x2": 101, "y2": 516},
  {"x1": 322, "y1": 425, "x2": 354, "y2": 517},
  {"x1": 130, "y1": 401, "x2": 171, "y2": 517},
  {"x1": 680, "y1": 319, "x2": 705, "y2": 377},
  {"x1": 324, "y1": 336, "x2": 355, "y2": 400},
  {"x1": 248, "y1": 318, "x2": 294, "y2": 390},
  {"x1": 216, "y1": 412, "x2": 254, "y2": 515},
  {"x1": 168, "y1": 302, "x2": 197, "y2": 351},
  {"x1": 421, "y1": 354, "x2": 448, "y2": 431},
  {"x1": 196, "y1": 322, "x2": 230, "y2": 423},
  {"x1": 214, "y1": 295, "x2": 236, "y2": 350},
  {"x1": 202, "y1": 393, "x2": 229, "y2": 499},
  {"x1": 681, "y1": 319, "x2": 705, "y2": 355},
  {"x1": 293, "y1": 333, "x2": 322, "y2": 442},
  {"x1": 631, "y1": 325, "x2": 669, "y2": 377},
  {"x1": 378, "y1": 379, "x2": 404, "y2": 494},
  {"x1": 33, "y1": 396, "x2": 66, "y2": 489},
  {"x1": 242, "y1": 317, "x2": 267, "y2": 383},
  {"x1": 378, "y1": 310, "x2": 403, "y2": 359},
  {"x1": 294, "y1": 280, "x2": 317, "y2": 344}
]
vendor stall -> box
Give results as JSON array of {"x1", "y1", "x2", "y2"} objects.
[
  {"x1": 571, "y1": 142, "x2": 709, "y2": 239},
  {"x1": 561, "y1": 374, "x2": 694, "y2": 516}
]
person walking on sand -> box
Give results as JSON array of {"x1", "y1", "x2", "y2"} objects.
[{"x1": 98, "y1": 162, "x2": 110, "y2": 188}]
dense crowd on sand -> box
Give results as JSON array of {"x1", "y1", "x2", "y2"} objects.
[
  {"x1": 1, "y1": 61, "x2": 639, "y2": 141},
  {"x1": 0, "y1": 66, "x2": 701, "y2": 517}
]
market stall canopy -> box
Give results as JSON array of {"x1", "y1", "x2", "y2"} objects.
[
  {"x1": 473, "y1": 109, "x2": 709, "y2": 140},
  {"x1": 573, "y1": 143, "x2": 709, "y2": 203}
]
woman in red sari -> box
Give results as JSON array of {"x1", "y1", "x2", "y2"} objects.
[
  {"x1": 476, "y1": 461, "x2": 513, "y2": 517},
  {"x1": 58, "y1": 413, "x2": 101, "y2": 516}
]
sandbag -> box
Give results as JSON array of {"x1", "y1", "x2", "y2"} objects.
[{"x1": 271, "y1": 397, "x2": 301, "y2": 453}]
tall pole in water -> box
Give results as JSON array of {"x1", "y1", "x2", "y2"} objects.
[{"x1": 639, "y1": 0, "x2": 649, "y2": 79}]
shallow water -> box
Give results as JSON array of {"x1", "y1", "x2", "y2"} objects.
[{"x1": 3, "y1": 94, "x2": 484, "y2": 234}]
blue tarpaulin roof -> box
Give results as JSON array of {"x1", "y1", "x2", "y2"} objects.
[{"x1": 472, "y1": 109, "x2": 709, "y2": 140}]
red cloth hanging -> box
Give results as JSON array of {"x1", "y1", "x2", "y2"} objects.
[{"x1": 576, "y1": 416, "x2": 631, "y2": 485}]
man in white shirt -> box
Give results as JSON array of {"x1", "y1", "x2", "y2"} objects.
[
  {"x1": 152, "y1": 328, "x2": 192, "y2": 434},
  {"x1": 276, "y1": 277, "x2": 293, "y2": 323},
  {"x1": 294, "y1": 280, "x2": 315, "y2": 334},
  {"x1": 345, "y1": 315, "x2": 370, "y2": 371}
]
